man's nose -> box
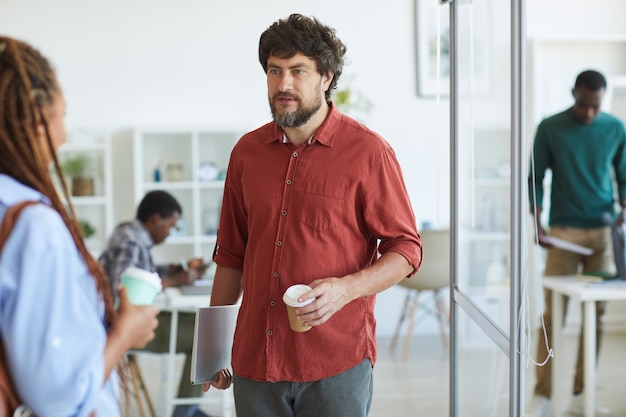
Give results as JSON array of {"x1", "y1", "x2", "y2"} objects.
[{"x1": 278, "y1": 74, "x2": 294, "y2": 91}]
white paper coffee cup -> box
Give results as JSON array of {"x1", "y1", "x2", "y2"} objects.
[{"x1": 282, "y1": 284, "x2": 315, "y2": 332}]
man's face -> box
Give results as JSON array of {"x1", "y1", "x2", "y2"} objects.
[
  {"x1": 266, "y1": 52, "x2": 332, "y2": 128},
  {"x1": 148, "y1": 212, "x2": 180, "y2": 244},
  {"x1": 572, "y1": 85, "x2": 605, "y2": 124}
]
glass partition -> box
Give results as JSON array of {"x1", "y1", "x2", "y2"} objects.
[
  {"x1": 455, "y1": 0, "x2": 511, "y2": 333},
  {"x1": 457, "y1": 308, "x2": 510, "y2": 416},
  {"x1": 450, "y1": 0, "x2": 526, "y2": 415}
]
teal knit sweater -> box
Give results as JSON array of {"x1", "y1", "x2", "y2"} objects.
[{"x1": 528, "y1": 108, "x2": 626, "y2": 228}]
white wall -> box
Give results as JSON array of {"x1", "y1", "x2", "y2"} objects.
[
  {"x1": 0, "y1": 0, "x2": 451, "y2": 231},
  {"x1": 1, "y1": 0, "x2": 451, "y2": 337},
  {"x1": 2, "y1": 0, "x2": 626, "y2": 337}
]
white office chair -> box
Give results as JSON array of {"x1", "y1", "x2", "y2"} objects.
[{"x1": 390, "y1": 228, "x2": 450, "y2": 360}]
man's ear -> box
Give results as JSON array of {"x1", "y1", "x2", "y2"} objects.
[
  {"x1": 143, "y1": 214, "x2": 159, "y2": 230},
  {"x1": 322, "y1": 71, "x2": 335, "y2": 92}
]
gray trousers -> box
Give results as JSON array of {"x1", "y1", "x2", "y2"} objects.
[{"x1": 233, "y1": 358, "x2": 373, "y2": 417}]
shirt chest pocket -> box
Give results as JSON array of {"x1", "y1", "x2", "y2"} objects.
[{"x1": 300, "y1": 183, "x2": 346, "y2": 231}]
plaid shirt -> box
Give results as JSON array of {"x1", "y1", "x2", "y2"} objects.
[{"x1": 98, "y1": 219, "x2": 169, "y2": 296}]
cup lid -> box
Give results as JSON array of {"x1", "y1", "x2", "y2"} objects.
[
  {"x1": 121, "y1": 267, "x2": 162, "y2": 290},
  {"x1": 283, "y1": 284, "x2": 314, "y2": 307}
]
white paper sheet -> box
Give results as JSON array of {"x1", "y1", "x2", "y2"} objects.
[{"x1": 542, "y1": 235, "x2": 593, "y2": 255}]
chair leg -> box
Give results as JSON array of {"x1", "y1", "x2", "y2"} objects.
[
  {"x1": 390, "y1": 292, "x2": 412, "y2": 351},
  {"x1": 434, "y1": 290, "x2": 450, "y2": 348},
  {"x1": 128, "y1": 354, "x2": 157, "y2": 417},
  {"x1": 402, "y1": 291, "x2": 420, "y2": 360},
  {"x1": 128, "y1": 356, "x2": 147, "y2": 417}
]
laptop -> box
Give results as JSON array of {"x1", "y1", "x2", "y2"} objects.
[
  {"x1": 581, "y1": 213, "x2": 626, "y2": 285},
  {"x1": 190, "y1": 304, "x2": 239, "y2": 384},
  {"x1": 179, "y1": 281, "x2": 213, "y2": 295}
]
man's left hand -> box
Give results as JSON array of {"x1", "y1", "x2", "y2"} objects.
[{"x1": 294, "y1": 278, "x2": 352, "y2": 327}]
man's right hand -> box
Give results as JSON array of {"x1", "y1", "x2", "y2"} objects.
[
  {"x1": 532, "y1": 207, "x2": 553, "y2": 248},
  {"x1": 535, "y1": 224, "x2": 554, "y2": 248},
  {"x1": 203, "y1": 369, "x2": 233, "y2": 391}
]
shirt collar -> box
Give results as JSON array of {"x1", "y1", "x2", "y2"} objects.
[
  {"x1": 0, "y1": 174, "x2": 50, "y2": 207},
  {"x1": 267, "y1": 102, "x2": 343, "y2": 147},
  {"x1": 131, "y1": 219, "x2": 156, "y2": 249}
]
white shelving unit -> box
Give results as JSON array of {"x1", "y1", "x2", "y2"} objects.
[
  {"x1": 112, "y1": 127, "x2": 246, "y2": 265},
  {"x1": 57, "y1": 132, "x2": 113, "y2": 256},
  {"x1": 458, "y1": 127, "x2": 511, "y2": 289},
  {"x1": 528, "y1": 36, "x2": 626, "y2": 140}
]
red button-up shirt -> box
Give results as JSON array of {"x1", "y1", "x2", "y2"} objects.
[{"x1": 214, "y1": 104, "x2": 421, "y2": 382}]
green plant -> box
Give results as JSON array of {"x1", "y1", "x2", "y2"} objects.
[
  {"x1": 78, "y1": 219, "x2": 96, "y2": 239},
  {"x1": 61, "y1": 154, "x2": 93, "y2": 178},
  {"x1": 332, "y1": 77, "x2": 373, "y2": 121}
]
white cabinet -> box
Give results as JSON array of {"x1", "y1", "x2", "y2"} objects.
[
  {"x1": 459, "y1": 127, "x2": 511, "y2": 289},
  {"x1": 57, "y1": 132, "x2": 113, "y2": 256},
  {"x1": 111, "y1": 127, "x2": 245, "y2": 265}
]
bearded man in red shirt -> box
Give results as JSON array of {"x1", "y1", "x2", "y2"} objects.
[{"x1": 205, "y1": 13, "x2": 422, "y2": 417}]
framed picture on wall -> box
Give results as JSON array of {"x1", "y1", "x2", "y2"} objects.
[{"x1": 416, "y1": 0, "x2": 491, "y2": 97}]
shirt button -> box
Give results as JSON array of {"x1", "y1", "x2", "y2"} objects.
[
  {"x1": 267, "y1": 330, "x2": 273, "y2": 336},
  {"x1": 286, "y1": 179, "x2": 292, "y2": 185},
  {"x1": 281, "y1": 210, "x2": 287, "y2": 216},
  {"x1": 293, "y1": 152, "x2": 299, "y2": 158},
  {"x1": 270, "y1": 301, "x2": 276, "y2": 307},
  {"x1": 273, "y1": 272, "x2": 279, "y2": 278},
  {"x1": 277, "y1": 241, "x2": 283, "y2": 247}
]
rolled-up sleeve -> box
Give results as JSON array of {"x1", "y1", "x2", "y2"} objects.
[{"x1": 363, "y1": 146, "x2": 422, "y2": 276}]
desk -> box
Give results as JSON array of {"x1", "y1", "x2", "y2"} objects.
[
  {"x1": 542, "y1": 277, "x2": 626, "y2": 417},
  {"x1": 154, "y1": 287, "x2": 234, "y2": 417}
]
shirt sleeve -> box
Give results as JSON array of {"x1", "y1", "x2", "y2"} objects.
[
  {"x1": 528, "y1": 121, "x2": 550, "y2": 212},
  {"x1": 106, "y1": 243, "x2": 137, "y2": 289},
  {"x1": 0, "y1": 205, "x2": 108, "y2": 417},
  {"x1": 363, "y1": 146, "x2": 422, "y2": 276},
  {"x1": 101, "y1": 237, "x2": 152, "y2": 297},
  {"x1": 612, "y1": 120, "x2": 626, "y2": 203}
]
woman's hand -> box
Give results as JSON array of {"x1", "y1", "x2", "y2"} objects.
[
  {"x1": 114, "y1": 285, "x2": 159, "y2": 349},
  {"x1": 104, "y1": 285, "x2": 160, "y2": 380}
]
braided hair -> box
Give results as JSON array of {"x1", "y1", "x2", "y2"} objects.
[{"x1": 0, "y1": 36, "x2": 114, "y2": 324}]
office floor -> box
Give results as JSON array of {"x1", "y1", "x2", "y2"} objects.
[{"x1": 121, "y1": 333, "x2": 626, "y2": 417}]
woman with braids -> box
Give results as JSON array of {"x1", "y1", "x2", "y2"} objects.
[{"x1": 0, "y1": 36, "x2": 159, "y2": 415}]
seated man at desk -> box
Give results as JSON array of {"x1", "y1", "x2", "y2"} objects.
[{"x1": 99, "y1": 190, "x2": 210, "y2": 417}]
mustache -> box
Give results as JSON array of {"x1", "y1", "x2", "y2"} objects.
[{"x1": 273, "y1": 92, "x2": 300, "y2": 101}]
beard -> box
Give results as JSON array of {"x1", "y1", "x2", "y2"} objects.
[{"x1": 269, "y1": 91, "x2": 323, "y2": 128}]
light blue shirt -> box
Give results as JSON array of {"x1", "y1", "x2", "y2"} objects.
[{"x1": 0, "y1": 174, "x2": 119, "y2": 417}]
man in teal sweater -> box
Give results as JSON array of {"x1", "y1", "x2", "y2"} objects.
[{"x1": 527, "y1": 70, "x2": 626, "y2": 417}]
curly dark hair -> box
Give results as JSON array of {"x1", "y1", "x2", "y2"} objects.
[{"x1": 258, "y1": 13, "x2": 347, "y2": 102}]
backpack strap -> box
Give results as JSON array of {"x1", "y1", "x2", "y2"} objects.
[
  {"x1": 0, "y1": 200, "x2": 39, "y2": 417},
  {"x1": 0, "y1": 201, "x2": 39, "y2": 254}
]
